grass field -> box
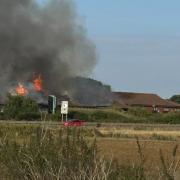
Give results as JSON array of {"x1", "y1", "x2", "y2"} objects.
[
  {"x1": 0, "y1": 123, "x2": 180, "y2": 179},
  {"x1": 97, "y1": 138, "x2": 180, "y2": 179},
  {"x1": 98, "y1": 138, "x2": 179, "y2": 165},
  {"x1": 97, "y1": 127, "x2": 180, "y2": 141}
]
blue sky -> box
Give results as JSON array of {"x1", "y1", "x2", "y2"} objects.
[{"x1": 38, "y1": 0, "x2": 180, "y2": 98}]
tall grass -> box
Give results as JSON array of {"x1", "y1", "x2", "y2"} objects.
[
  {"x1": 0, "y1": 127, "x2": 119, "y2": 180},
  {"x1": 0, "y1": 125, "x2": 179, "y2": 179}
]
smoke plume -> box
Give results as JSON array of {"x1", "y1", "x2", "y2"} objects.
[
  {"x1": 0, "y1": 0, "x2": 97, "y2": 98},
  {"x1": 69, "y1": 77, "x2": 113, "y2": 106}
]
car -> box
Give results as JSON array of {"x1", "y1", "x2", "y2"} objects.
[{"x1": 63, "y1": 119, "x2": 85, "y2": 127}]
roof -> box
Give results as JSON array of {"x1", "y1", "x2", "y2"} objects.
[
  {"x1": 113, "y1": 92, "x2": 180, "y2": 108},
  {"x1": 165, "y1": 100, "x2": 180, "y2": 108}
]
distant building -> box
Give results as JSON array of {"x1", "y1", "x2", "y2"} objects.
[{"x1": 113, "y1": 92, "x2": 180, "y2": 113}]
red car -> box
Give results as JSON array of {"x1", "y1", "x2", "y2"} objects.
[{"x1": 63, "y1": 119, "x2": 85, "y2": 127}]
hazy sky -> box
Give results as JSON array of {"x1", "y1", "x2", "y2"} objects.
[{"x1": 38, "y1": 0, "x2": 180, "y2": 98}]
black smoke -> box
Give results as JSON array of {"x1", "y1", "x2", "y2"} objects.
[
  {"x1": 69, "y1": 77, "x2": 113, "y2": 106},
  {"x1": 0, "y1": 0, "x2": 97, "y2": 98}
]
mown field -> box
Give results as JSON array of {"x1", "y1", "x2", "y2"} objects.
[{"x1": 0, "y1": 123, "x2": 180, "y2": 179}]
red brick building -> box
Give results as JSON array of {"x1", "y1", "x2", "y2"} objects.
[{"x1": 113, "y1": 92, "x2": 180, "y2": 113}]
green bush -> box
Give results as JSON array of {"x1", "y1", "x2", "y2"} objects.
[
  {"x1": 61, "y1": 108, "x2": 146, "y2": 123},
  {"x1": 150, "y1": 112, "x2": 180, "y2": 124},
  {"x1": 91, "y1": 110, "x2": 132, "y2": 123},
  {"x1": 48, "y1": 107, "x2": 180, "y2": 124},
  {"x1": 128, "y1": 107, "x2": 152, "y2": 118},
  {"x1": 16, "y1": 112, "x2": 40, "y2": 120},
  {"x1": 170, "y1": 95, "x2": 180, "y2": 104},
  {"x1": 69, "y1": 110, "x2": 90, "y2": 120},
  {"x1": 0, "y1": 112, "x2": 6, "y2": 120},
  {"x1": 4, "y1": 95, "x2": 40, "y2": 120},
  {"x1": 92, "y1": 110, "x2": 108, "y2": 120},
  {"x1": 50, "y1": 110, "x2": 61, "y2": 121}
]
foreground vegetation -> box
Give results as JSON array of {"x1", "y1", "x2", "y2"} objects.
[
  {"x1": 0, "y1": 124, "x2": 179, "y2": 179},
  {"x1": 0, "y1": 125, "x2": 142, "y2": 180}
]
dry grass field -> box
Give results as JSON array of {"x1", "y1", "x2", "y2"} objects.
[
  {"x1": 98, "y1": 138, "x2": 179, "y2": 164},
  {"x1": 97, "y1": 126, "x2": 180, "y2": 140},
  {"x1": 92, "y1": 125, "x2": 180, "y2": 177},
  {"x1": 0, "y1": 122, "x2": 180, "y2": 179},
  {"x1": 97, "y1": 138, "x2": 180, "y2": 178}
]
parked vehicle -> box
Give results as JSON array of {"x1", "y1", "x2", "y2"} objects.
[{"x1": 63, "y1": 119, "x2": 85, "y2": 127}]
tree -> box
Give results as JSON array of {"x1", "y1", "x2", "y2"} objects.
[
  {"x1": 170, "y1": 95, "x2": 180, "y2": 104},
  {"x1": 4, "y1": 95, "x2": 40, "y2": 120}
]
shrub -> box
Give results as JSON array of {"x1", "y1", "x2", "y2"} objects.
[
  {"x1": 67, "y1": 108, "x2": 132, "y2": 123},
  {"x1": 170, "y1": 95, "x2": 180, "y2": 104},
  {"x1": 4, "y1": 95, "x2": 40, "y2": 120},
  {"x1": 91, "y1": 110, "x2": 132, "y2": 123},
  {"x1": 129, "y1": 107, "x2": 152, "y2": 118},
  {"x1": 149, "y1": 112, "x2": 180, "y2": 124},
  {"x1": 69, "y1": 110, "x2": 90, "y2": 120},
  {"x1": 0, "y1": 112, "x2": 5, "y2": 120},
  {"x1": 92, "y1": 110, "x2": 108, "y2": 120},
  {"x1": 50, "y1": 110, "x2": 61, "y2": 121},
  {"x1": 49, "y1": 107, "x2": 180, "y2": 124}
]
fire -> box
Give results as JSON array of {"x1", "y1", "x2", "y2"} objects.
[
  {"x1": 14, "y1": 73, "x2": 43, "y2": 96},
  {"x1": 16, "y1": 83, "x2": 28, "y2": 96},
  {"x1": 33, "y1": 74, "x2": 43, "y2": 92}
]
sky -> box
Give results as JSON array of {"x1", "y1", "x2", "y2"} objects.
[{"x1": 38, "y1": 0, "x2": 180, "y2": 98}]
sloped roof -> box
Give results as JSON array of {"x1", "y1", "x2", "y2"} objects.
[
  {"x1": 165, "y1": 100, "x2": 180, "y2": 108},
  {"x1": 113, "y1": 92, "x2": 180, "y2": 108}
]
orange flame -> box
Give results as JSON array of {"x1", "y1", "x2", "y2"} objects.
[
  {"x1": 16, "y1": 83, "x2": 28, "y2": 96},
  {"x1": 33, "y1": 74, "x2": 43, "y2": 92}
]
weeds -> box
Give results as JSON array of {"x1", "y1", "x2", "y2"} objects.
[
  {"x1": 0, "y1": 127, "x2": 119, "y2": 180},
  {"x1": 158, "y1": 145, "x2": 180, "y2": 180},
  {"x1": 0, "y1": 125, "x2": 179, "y2": 179}
]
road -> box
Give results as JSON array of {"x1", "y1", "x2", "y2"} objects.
[{"x1": 0, "y1": 120, "x2": 180, "y2": 131}]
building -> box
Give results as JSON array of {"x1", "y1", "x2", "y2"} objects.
[{"x1": 113, "y1": 92, "x2": 180, "y2": 113}]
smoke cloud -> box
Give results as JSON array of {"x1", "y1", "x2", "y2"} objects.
[{"x1": 0, "y1": 0, "x2": 97, "y2": 98}]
